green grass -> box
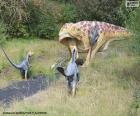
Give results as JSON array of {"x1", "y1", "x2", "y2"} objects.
[
  {"x1": 0, "y1": 39, "x2": 66, "y2": 88},
  {"x1": 0, "y1": 38, "x2": 140, "y2": 116}
]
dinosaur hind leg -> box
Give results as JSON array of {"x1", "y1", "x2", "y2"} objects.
[
  {"x1": 20, "y1": 69, "x2": 25, "y2": 79},
  {"x1": 25, "y1": 70, "x2": 28, "y2": 80},
  {"x1": 88, "y1": 33, "x2": 106, "y2": 62}
]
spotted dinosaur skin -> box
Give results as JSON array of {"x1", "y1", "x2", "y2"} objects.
[{"x1": 59, "y1": 21, "x2": 131, "y2": 66}]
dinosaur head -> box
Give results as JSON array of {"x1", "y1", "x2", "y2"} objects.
[
  {"x1": 72, "y1": 48, "x2": 77, "y2": 62},
  {"x1": 75, "y1": 58, "x2": 84, "y2": 66},
  {"x1": 27, "y1": 51, "x2": 34, "y2": 57}
]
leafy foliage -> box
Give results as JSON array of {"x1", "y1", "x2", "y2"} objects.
[
  {"x1": 26, "y1": 2, "x2": 58, "y2": 39},
  {"x1": 0, "y1": 21, "x2": 6, "y2": 43},
  {"x1": 71, "y1": 0, "x2": 134, "y2": 26},
  {"x1": 0, "y1": 0, "x2": 30, "y2": 37},
  {"x1": 0, "y1": 0, "x2": 139, "y2": 39},
  {"x1": 122, "y1": 7, "x2": 140, "y2": 54},
  {"x1": 59, "y1": 4, "x2": 79, "y2": 23},
  {"x1": 0, "y1": 0, "x2": 79, "y2": 39}
]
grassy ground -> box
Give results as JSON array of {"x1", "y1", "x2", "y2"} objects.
[
  {"x1": 0, "y1": 38, "x2": 140, "y2": 116},
  {"x1": 0, "y1": 39, "x2": 66, "y2": 88}
]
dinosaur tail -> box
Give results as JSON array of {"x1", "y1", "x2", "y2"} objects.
[
  {"x1": 1, "y1": 47, "x2": 21, "y2": 69},
  {"x1": 99, "y1": 22, "x2": 132, "y2": 39},
  {"x1": 103, "y1": 29, "x2": 132, "y2": 40},
  {"x1": 121, "y1": 30, "x2": 132, "y2": 38},
  {"x1": 56, "y1": 67, "x2": 66, "y2": 77},
  {"x1": 112, "y1": 25, "x2": 132, "y2": 39},
  {"x1": 114, "y1": 28, "x2": 132, "y2": 38}
]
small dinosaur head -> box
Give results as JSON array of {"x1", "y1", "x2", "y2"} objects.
[
  {"x1": 28, "y1": 51, "x2": 34, "y2": 57},
  {"x1": 75, "y1": 58, "x2": 84, "y2": 66}
]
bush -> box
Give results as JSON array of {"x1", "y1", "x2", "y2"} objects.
[
  {"x1": 0, "y1": 0, "x2": 30, "y2": 37},
  {"x1": 129, "y1": 8, "x2": 140, "y2": 32},
  {"x1": 71, "y1": 0, "x2": 134, "y2": 26},
  {"x1": 0, "y1": 0, "x2": 79, "y2": 39},
  {"x1": 59, "y1": 4, "x2": 79, "y2": 23},
  {"x1": 28, "y1": 0, "x2": 79, "y2": 39},
  {"x1": 0, "y1": 0, "x2": 58, "y2": 39},
  {"x1": 0, "y1": 21, "x2": 6, "y2": 43},
  {"x1": 126, "y1": 7, "x2": 140, "y2": 55},
  {"x1": 52, "y1": 0, "x2": 69, "y2": 3},
  {"x1": 26, "y1": 2, "x2": 58, "y2": 39}
]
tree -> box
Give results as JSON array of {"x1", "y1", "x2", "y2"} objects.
[{"x1": 71, "y1": 0, "x2": 129, "y2": 26}]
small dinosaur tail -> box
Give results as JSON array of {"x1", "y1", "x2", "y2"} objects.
[
  {"x1": 56, "y1": 67, "x2": 66, "y2": 77},
  {"x1": 1, "y1": 46, "x2": 21, "y2": 69}
]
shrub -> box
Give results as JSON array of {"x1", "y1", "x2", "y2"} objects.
[
  {"x1": 0, "y1": 0, "x2": 79, "y2": 39},
  {"x1": 0, "y1": 21, "x2": 6, "y2": 43},
  {"x1": 26, "y1": 2, "x2": 58, "y2": 39},
  {"x1": 29, "y1": 0, "x2": 79, "y2": 39},
  {"x1": 0, "y1": 0, "x2": 30, "y2": 37},
  {"x1": 71, "y1": 0, "x2": 134, "y2": 26},
  {"x1": 122, "y1": 7, "x2": 140, "y2": 55},
  {"x1": 60, "y1": 4, "x2": 79, "y2": 23}
]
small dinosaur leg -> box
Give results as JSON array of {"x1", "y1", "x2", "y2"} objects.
[
  {"x1": 25, "y1": 70, "x2": 28, "y2": 80},
  {"x1": 72, "y1": 82, "x2": 76, "y2": 97}
]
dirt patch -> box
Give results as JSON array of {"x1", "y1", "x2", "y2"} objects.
[{"x1": 0, "y1": 75, "x2": 50, "y2": 108}]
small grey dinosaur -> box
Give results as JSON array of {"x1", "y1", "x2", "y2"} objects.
[
  {"x1": 1, "y1": 47, "x2": 33, "y2": 80},
  {"x1": 57, "y1": 48, "x2": 83, "y2": 96}
]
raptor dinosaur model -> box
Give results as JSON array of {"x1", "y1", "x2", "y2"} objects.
[
  {"x1": 1, "y1": 47, "x2": 33, "y2": 80},
  {"x1": 57, "y1": 48, "x2": 83, "y2": 96}
]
